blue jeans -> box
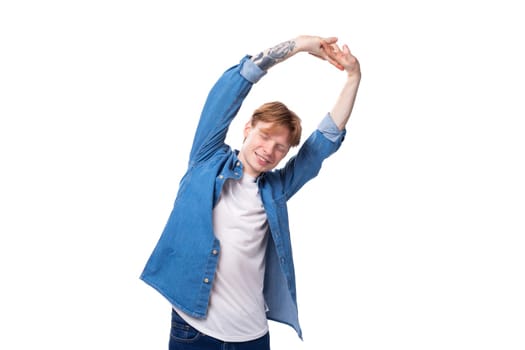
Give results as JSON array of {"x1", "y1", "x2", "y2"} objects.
[{"x1": 169, "y1": 309, "x2": 271, "y2": 350}]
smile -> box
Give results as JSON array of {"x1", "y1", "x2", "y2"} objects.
[{"x1": 255, "y1": 152, "x2": 271, "y2": 165}]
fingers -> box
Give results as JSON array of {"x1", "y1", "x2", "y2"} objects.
[
  {"x1": 322, "y1": 36, "x2": 339, "y2": 45},
  {"x1": 314, "y1": 37, "x2": 355, "y2": 72},
  {"x1": 326, "y1": 58, "x2": 345, "y2": 70},
  {"x1": 320, "y1": 41, "x2": 344, "y2": 70}
]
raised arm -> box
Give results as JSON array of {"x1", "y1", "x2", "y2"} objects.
[
  {"x1": 251, "y1": 35, "x2": 344, "y2": 71},
  {"x1": 251, "y1": 36, "x2": 360, "y2": 130},
  {"x1": 326, "y1": 43, "x2": 361, "y2": 130}
]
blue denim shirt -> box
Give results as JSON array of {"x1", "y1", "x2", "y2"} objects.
[{"x1": 140, "y1": 56, "x2": 346, "y2": 339}]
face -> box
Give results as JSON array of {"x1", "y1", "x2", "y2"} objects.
[{"x1": 238, "y1": 121, "x2": 291, "y2": 178}]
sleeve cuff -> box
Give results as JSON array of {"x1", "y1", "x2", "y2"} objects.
[
  {"x1": 317, "y1": 113, "x2": 345, "y2": 142},
  {"x1": 240, "y1": 55, "x2": 267, "y2": 84}
]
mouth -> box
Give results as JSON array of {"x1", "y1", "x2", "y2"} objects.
[{"x1": 255, "y1": 152, "x2": 272, "y2": 166}]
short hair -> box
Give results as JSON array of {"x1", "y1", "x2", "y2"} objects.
[{"x1": 250, "y1": 101, "x2": 302, "y2": 147}]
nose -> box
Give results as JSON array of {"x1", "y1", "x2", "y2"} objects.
[
  {"x1": 262, "y1": 142, "x2": 275, "y2": 158},
  {"x1": 261, "y1": 141, "x2": 271, "y2": 154}
]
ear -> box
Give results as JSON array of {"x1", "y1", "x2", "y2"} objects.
[{"x1": 243, "y1": 121, "x2": 252, "y2": 139}]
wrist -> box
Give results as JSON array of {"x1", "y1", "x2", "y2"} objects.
[
  {"x1": 293, "y1": 35, "x2": 313, "y2": 54},
  {"x1": 345, "y1": 73, "x2": 361, "y2": 88}
]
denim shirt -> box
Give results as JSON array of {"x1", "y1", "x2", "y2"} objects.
[{"x1": 140, "y1": 56, "x2": 346, "y2": 339}]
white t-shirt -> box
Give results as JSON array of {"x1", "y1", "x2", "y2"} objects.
[{"x1": 174, "y1": 173, "x2": 269, "y2": 341}]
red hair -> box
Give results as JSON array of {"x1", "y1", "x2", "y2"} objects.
[{"x1": 250, "y1": 101, "x2": 302, "y2": 146}]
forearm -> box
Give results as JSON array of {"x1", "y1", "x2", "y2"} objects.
[
  {"x1": 330, "y1": 74, "x2": 361, "y2": 130},
  {"x1": 251, "y1": 38, "x2": 299, "y2": 71},
  {"x1": 251, "y1": 35, "x2": 331, "y2": 71}
]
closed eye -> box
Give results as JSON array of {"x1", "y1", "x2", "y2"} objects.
[{"x1": 276, "y1": 144, "x2": 288, "y2": 153}]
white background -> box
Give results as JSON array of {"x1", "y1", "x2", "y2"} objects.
[{"x1": 1, "y1": 1, "x2": 524, "y2": 349}]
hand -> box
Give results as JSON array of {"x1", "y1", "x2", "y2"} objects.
[
  {"x1": 296, "y1": 35, "x2": 345, "y2": 70},
  {"x1": 324, "y1": 43, "x2": 361, "y2": 78}
]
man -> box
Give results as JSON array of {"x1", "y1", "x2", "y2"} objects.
[{"x1": 141, "y1": 34, "x2": 361, "y2": 350}]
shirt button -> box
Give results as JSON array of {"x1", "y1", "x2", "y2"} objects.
[
  {"x1": 234, "y1": 172, "x2": 239, "y2": 176},
  {"x1": 212, "y1": 249, "x2": 218, "y2": 255},
  {"x1": 236, "y1": 161, "x2": 240, "y2": 166},
  {"x1": 218, "y1": 175, "x2": 224, "y2": 179},
  {"x1": 203, "y1": 278, "x2": 209, "y2": 284}
]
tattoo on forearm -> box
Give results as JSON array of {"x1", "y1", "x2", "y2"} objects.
[{"x1": 252, "y1": 40, "x2": 296, "y2": 70}]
